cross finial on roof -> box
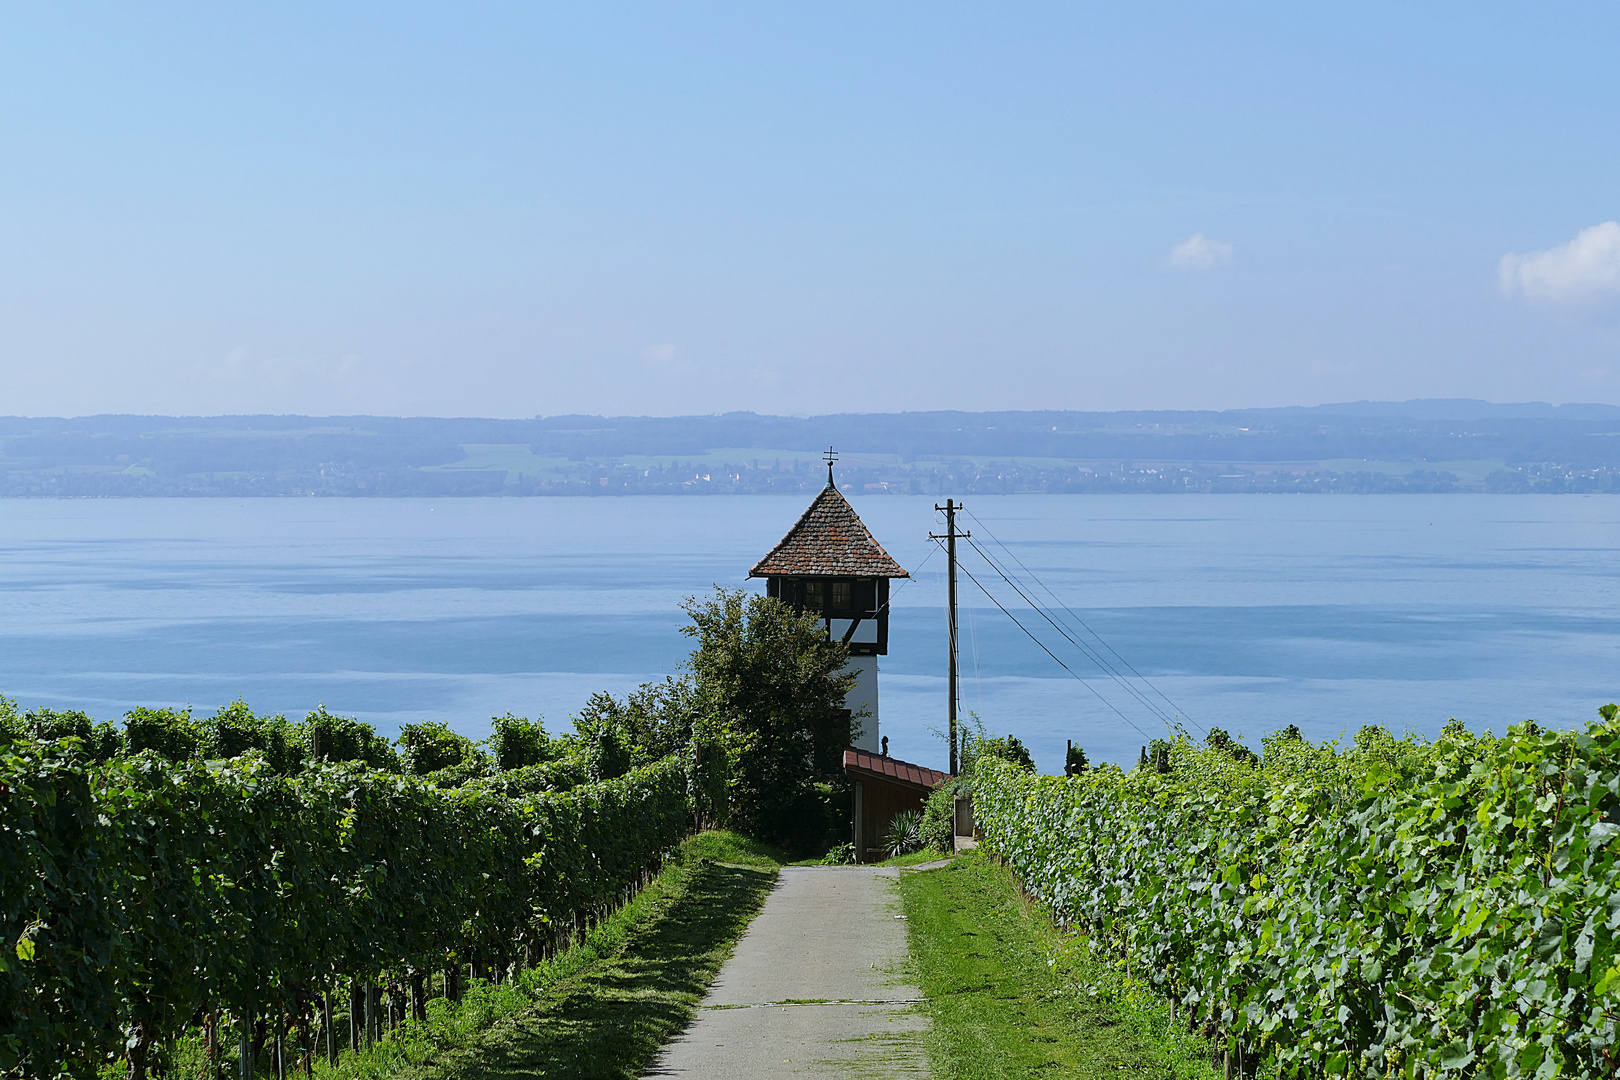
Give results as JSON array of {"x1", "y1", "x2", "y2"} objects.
[
  {"x1": 823, "y1": 445, "x2": 838, "y2": 487},
  {"x1": 748, "y1": 471, "x2": 910, "y2": 579}
]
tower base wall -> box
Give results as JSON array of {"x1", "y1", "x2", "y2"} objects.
[{"x1": 845, "y1": 655, "x2": 880, "y2": 751}]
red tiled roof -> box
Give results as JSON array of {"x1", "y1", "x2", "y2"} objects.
[
  {"x1": 843, "y1": 748, "x2": 950, "y2": 790},
  {"x1": 749, "y1": 483, "x2": 909, "y2": 579}
]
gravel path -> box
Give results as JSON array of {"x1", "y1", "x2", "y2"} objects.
[{"x1": 645, "y1": 865, "x2": 930, "y2": 1078}]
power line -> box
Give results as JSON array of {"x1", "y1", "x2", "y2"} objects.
[
  {"x1": 962, "y1": 508, "x2": 1202, "y2": 734},
  {"x1": 964, "y1": 506, "x2": 1193, "y2": 724},
  {"x1": 939, "y1": 539, "x2": 1161, "y2": 745},
  {"x1": 872, "y1": 540, "x2": 939, "y2": 618},
  {"x1": 963, "y1": 535, "x2": 1184, "y2": 731},
  {"x1": 961, "y1": 533, "x2": 1176, "y2": 728},
  {"x1": 965, "y1": 580, "x2": 985, "y2": 719}
]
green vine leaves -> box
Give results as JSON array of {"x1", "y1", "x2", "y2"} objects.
[
  {"x1": 974, "y1": 719, "x2": 1620, "y2": 1079},
  {"x1": 0, "y1": 741, "x2": 689, "y2": 1077}
]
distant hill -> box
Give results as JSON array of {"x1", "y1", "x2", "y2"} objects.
[{"x1": 5, "y1": 401, "x2": 1620, "y2": 495}]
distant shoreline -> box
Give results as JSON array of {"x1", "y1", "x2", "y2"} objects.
[
  {"x1": 6, "y1": 402, "x2": 1620, "y2": 497},
  {"x1": 2, "y1": 482, "x2": 1613, "y2": 498}
]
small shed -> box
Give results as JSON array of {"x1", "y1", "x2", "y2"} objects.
[{"x1": 844, "y1": 748, "x2": 951, "y2": 863}]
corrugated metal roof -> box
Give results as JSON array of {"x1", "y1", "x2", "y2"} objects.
[
  {"x1": 843, "y1": 748, "x2": 950, "y2": 790},
  {"x1": 749, "y1": 483, "x2": 910, "y2": 579}
]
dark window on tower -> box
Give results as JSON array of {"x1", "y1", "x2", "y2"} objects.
[
  {"x1": 804, "y1": 581, "x2": 826, "y2": 609},
  {"x1": 831, "y1": 581, "x2": 851, "y2": 609}
]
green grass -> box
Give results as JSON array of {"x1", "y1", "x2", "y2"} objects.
[
  {"x1": 299, "y1": 830, "x2": 777, "y2": 1080},
  {"x1": 899, "y1": 852, "x2": 1220, "y2": 1080},
  {"x1": 879, "y1": 847, "x2": 953, "y2": 868},
  {"x1": 679, "y1": 829, "x2": 788, "y2": 868}
]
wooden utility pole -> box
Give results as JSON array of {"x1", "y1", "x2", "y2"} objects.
[{"x1": 932, "y1": 500, "x2": 968, "y2": 774}]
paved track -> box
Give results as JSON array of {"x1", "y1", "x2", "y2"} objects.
[{"x1": 645, "y1": 865, "x2": 929, "y2": 1078}]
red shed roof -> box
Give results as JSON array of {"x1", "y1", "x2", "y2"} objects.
[
  {"x1": 843, "y1": 748, "x2": 950, "y2": 791},
  {"x1": 749, "y1": 483, "x2": 909, "y2": 579}
]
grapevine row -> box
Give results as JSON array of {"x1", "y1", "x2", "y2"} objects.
[
  {"x1": 0, "y1": 739, "x2": 691, "y2": 1077},
  {"x1": 973, "y1": 720, "x2": 1620, "y2": 1078}
]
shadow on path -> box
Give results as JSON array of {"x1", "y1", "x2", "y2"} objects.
[{"x1": 426, "y1": 861, "x2": 776, "y2": 1080}]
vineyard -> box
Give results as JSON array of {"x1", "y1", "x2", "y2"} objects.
[
  {"x1": 0, "y1": 709, "x2": 696, "y2": 1079},
  {"x1": 0, "y1": 587, "x2": 851, "y2": 1079},
  {"x1": 973, "y1": 717, "x2": 1620, "y2": 1079}
]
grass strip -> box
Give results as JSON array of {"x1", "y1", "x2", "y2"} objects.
[
  {"x1": 899, "y1": 851, "x2": 1220, "y2": 1080},
  {"x1": 315, "y1": 829, "x2": 780, "y2": 1080}
]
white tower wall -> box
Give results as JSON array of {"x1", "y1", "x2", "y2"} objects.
[{"x1": 845, "y1": 654, "x2": 880, "y2": 751}]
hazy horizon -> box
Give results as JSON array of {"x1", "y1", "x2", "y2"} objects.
[{"x1": 9, "y1": 396, "x2": 1620, "y2": 424}]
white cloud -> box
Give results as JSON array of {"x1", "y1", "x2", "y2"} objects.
[
  {"x1": 643, "y1": 343, "x2": 677, "y2": 363},
  {"x1": 1499, "y1": 221, "x2": 1620, "y2": 302},
  {"x1": 1168, "y1": 233, "x2": 1233, "y2": 270}
]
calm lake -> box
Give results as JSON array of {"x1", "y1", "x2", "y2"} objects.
[{"x1": 3, "y1": 494, "x2": 1619, "y2": 772}]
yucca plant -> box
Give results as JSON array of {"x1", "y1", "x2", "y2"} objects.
[{"x1": 884, "y1": 809, "x2": 923, "y2": 859}]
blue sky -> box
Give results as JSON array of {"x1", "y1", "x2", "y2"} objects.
[{"x1": 2, "y1": 2, "x2": 1618, "y2": 417}]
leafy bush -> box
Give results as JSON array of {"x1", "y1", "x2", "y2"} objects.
[
  {"x1": 682, "y1": 587, "x2": 854, "y2": 851},
  {"x1": 199, "y1": 700, "x2": 302, "y2": 773},
  {"x1": 398, "y1": 720, "x2": 483, "y2": 776},
  {"x1": 958, "y1": 714, "x2": 1034, "y2": 775},
  {"x1": 423, "y1": 756, "x2": 498, "y2": 789},
  {"x1": 820, "y1": 842, "x2": 856, "y2": 865},
  {"x1": 122, "y1": 706, "x2": 201, "y2": 762},
  {"x1": 974, "y1": 714, "x2": 1620, "y2": 1078},
  {"x1": 1202, "y1": 725, "x2": 1258, "y2": 764},
  {"x1": 1145, "y1": 737, "x2": 1173, "y2": 773},
  {"x1": 474, "y1": 757, "x2": 591, "y2": 796},
  {"x1": 578, "y1": 720, "x2": 632, "y2": 782},
  {"x1": 685, "y1": 734, "x2": 729, "y2": 831},
  {"x1": 975, "y1": 734, "x2": 1035, "y2": 772},
  {"x1": 575, "y1": 677, "x2": 701, "y2": 767},
  {"x1": 14, "y1": 707, "x2": 122, "y2": 761},
  {"x1": 300, "y1": 705, "x2": 400, "y2": 771},
  {"x1": 488, "y1": 713, "x2": 557, "y2": 771},
  {"x1": 920, "y1": 780, "x2": 964, "y2": 854}
]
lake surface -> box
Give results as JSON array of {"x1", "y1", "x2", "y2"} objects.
[{"x1": 3, "y1": 494, "x2": 1619, "y2": 773}]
